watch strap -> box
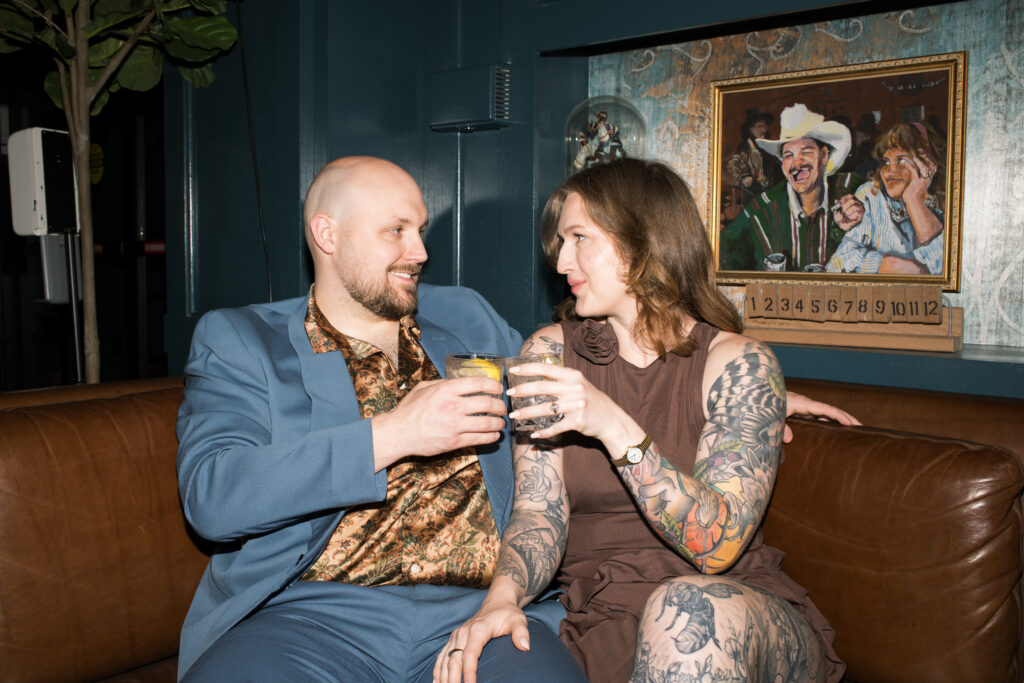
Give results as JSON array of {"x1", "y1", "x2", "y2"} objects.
[{"x1": 610, "y1": 433, "x2": 652, "y2": 467}]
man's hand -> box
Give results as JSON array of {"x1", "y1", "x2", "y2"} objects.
[
  {"x1": 784, "y1": 390, "x2": 861, "y2": 443},
  {"x1": 372, "y1": 377, "x2": 506, "y2": 470},
  {"x1": 832, "y1": 194, "x2": 865, "y2": 232},
  {"x1": 433, "y1": 596, "x2": 529, "y2": 683}
]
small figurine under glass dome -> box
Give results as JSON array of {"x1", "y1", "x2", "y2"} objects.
[{"x1": 564, "y1": 96, "x2": 646, "y2": 176}]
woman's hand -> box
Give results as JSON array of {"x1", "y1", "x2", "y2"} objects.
[
  {"x1": 903, "y1": 152, "x2": 944, "y2": 246},
  {"x1": 783, "y1": 390, "x2": 861, "y2": 443},
  {"x1": 432, "y1": 597, "x2": 530, "y2": 683},
  {"x1": 506, "y1": 362, "x2": 642, "y2": 452},
  {"x1": 905, "y1": 153, "x2": 938, "y2": 204}
]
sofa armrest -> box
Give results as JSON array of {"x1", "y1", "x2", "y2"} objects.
[
  {"x1": 764, "y1": 419, "x2": 1024, "y2": 683},
  {"x1": 0, "y1": 386, "x2": 206, "y2": 682}
]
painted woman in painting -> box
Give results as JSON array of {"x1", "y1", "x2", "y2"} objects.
[{"x1": 826, "y1": 121, "x2": 946, "y2": 275}]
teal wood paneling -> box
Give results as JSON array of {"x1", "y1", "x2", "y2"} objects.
[
  {"x1": 165, "y1": 1, "x2": 308, "y2": 369},
  {"x1": 165, "y1": 0, "x2": 886, "y2": 372}
]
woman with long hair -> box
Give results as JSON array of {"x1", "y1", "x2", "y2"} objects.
[
  {"x1": 827, "y1": 121, "x2": 946, "y2": 274},
  {"x1": 436, "y1": 159, "x2": 846, "y2": 683}
]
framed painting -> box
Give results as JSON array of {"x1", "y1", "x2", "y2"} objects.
[{"x1": 710, "y1": 52, "x2": 966, "y2": 291}]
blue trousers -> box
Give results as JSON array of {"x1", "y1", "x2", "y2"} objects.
[{"x1": 182, "y1": 581, "x2": 587, "y2": 682}]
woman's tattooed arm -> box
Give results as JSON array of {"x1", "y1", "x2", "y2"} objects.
[
  {"x1": 496, "y1": 441, "x2": 569, "y2": 599},
  {"x1": 494, "y1": 326, "x2": 570, "y2": 602},
  {"x1": 616, "y1": 341, "x2": 785, "y2": 573}
]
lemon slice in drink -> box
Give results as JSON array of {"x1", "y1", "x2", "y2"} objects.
[{"x1": 461, "y1": 357, "x2": 502, "y2": 381}]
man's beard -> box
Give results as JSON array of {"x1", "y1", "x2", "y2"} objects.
[{"x1": 345, "y1": 267, "x2": 420, "y2": 320}]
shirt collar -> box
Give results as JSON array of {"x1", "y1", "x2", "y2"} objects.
[
  {"x1": 305, "y1": 284, "x2": 419, "y2": 357},
  {"x1": 787, "y1": 177, "x2": 830, "y2": 220}
]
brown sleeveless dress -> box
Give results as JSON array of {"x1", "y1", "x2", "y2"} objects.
[{"x1": 556, "y1": 319, "x2": 844, "y2": 683}]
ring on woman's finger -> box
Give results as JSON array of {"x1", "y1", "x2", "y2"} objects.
[
  {"x1": 448, "y1": 648, "x2": 464, "y2": 657},
  {"x1": 550, "y1": 401, "x2": 560, "y2": 415}
]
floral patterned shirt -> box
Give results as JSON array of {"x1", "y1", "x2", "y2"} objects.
[{"x1": 300, "y1": 287, "x2": 500, "y2": 587}]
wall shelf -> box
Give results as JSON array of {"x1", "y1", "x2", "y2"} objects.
[{"x1": 771, "y1": 342, "x2": 1024, "y2": 399}]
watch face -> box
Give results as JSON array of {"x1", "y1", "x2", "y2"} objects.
[{"x1": 625, "y1": 447, "x2": 644, "y2": 464}]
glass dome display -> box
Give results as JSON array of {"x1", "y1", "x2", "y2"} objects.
[{"x1": 564, "y1": 96, "x2": 646, "y2": 177}]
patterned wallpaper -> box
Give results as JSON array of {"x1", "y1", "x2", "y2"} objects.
[{"x1": 589, "y1": 0, "x2": 1024, "y2": 348}]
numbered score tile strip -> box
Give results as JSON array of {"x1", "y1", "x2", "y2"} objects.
[{"x1": 742, "y1": 283, "x2": 963, "y2": 352}]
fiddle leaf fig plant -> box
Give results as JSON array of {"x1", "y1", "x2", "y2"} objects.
[{"x1": 0, "y1": 0, "x2": 237, "y2": 382}]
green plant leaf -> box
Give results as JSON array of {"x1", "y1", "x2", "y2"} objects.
[
  {"x1": 161, "y1": 36, "x2": 219, "y2": 63},
  {"x1": 0, "y1": 37, "x2": 25, "y2": 54},
  {"x1": 88, "y1": 36, "x2": 124, "y2": 65},
  {"x1": 0, "y1": 11, "x2": 34, "y2": 51},
  {"x1": 0, "y1": 6, "x2": 35, "y2": 37},
  {"x1": 87, "y1": 0, "x2": 157, "y2": 37},
  {"x1": 44, "y1": 70, "x2": 64, "y2": 109},
  {"x1": 58, "y1": 0, "x2": 78, "y2": 12},
  {"x1": 115, "y1": 42, "x2": 164, "y2": 91},
  {"x1": 188, "y1": 0, "x2": 228, "y2": 14},
  {"x1": 93, "y1": 0, "x2": 150, "y2": 16},
  {"x1": 177, "y1": 62, "x2": 215, "y2": 88},
  {"x1": 36, "y1": 26, "x2": 76, "y2": 58},
  {"x1": 165, "y1": 15, "x2": 236, "y2": 51}
]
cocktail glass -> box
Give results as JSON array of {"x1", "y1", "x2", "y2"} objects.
[
  {"x1": 504, "y1": 353, "x2": 563, "y2": 432},
  {"x1": 446, "y1": 353, "x2": 503, "y2": 414}
]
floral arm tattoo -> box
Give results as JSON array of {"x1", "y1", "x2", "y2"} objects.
[
  {"x1": 618, "y1": 342, "x2": 785, "y2": 573},
  {"x1": 495, "y1": 330, "x2": 568, "y2": 601},
  {"x1": 496, "y1": 441, "x2": 569, "y2": 600}
]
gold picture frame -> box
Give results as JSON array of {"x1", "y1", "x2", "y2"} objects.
[{"x1": 710, "y1": 52, "x2": 966, "y2": 291}]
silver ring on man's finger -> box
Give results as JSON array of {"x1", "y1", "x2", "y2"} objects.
[
  {"x1": 550, "y1": 401, "x2": 560, "y2": 415},
  {"x1": 448, "y1": 649, "x2": 464, "y2": 657}
]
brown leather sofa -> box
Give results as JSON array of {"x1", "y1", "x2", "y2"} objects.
[{"x1": 0, "y1": 376, "x2": 1021, "y2": 682}]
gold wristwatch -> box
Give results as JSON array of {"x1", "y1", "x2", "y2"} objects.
[{"x1": 611, "y1": 434, "x2": 652, "y2": 467}]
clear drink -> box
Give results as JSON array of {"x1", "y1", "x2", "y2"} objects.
[
  {"x1": 446, "y1": 353, "x2": 503, "y2": 415},
  {"x1": 504, "y1": 353, "x2": 563, "y2": 432}
]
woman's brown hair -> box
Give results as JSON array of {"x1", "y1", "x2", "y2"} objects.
[
  {"x1": 870, "y1": 121, "x2": 946, "y2": 206},
  {"x1": 541, "y1": 158, "x2": 742, "y2": 356}
]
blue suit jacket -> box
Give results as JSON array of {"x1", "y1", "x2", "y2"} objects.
[{"x1": 175, "y1": 285, "x2": 561, "y2": 677}]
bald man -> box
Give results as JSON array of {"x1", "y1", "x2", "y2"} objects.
[{"x1": 175, "y1": 157, "x2": 587, "y2": 682}]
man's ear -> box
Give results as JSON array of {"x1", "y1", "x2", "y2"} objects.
[{"x1": 308, "y1": 213, "x2": 336, "y2": 255}]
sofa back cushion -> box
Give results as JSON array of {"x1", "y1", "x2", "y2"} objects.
[
  {"x1": 765, "y1": 419, "x2": 1024, "y2": 682},
  {"x1": 0, "y1": 386, "x2": 207, "y2": 682},
  {"x1": 786, "y1": 377, "x2": 1024, "y2": 457}
]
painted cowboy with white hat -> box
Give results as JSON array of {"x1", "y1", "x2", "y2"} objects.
[{"x1": 720, "y1": 103, "x2": 864, "y2": 272}]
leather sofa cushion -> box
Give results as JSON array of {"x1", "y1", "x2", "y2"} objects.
[
  {"x1": 0, "y1": 387, "x2": 206, "y2": 682},
  {"x1": 766, "y1": 419, "x2": 1024, "y2": 682}
]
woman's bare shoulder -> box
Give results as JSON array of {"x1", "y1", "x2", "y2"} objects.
[
  {"x1": 701, "y1": 330, "x2": 781, "y2": 405},
  {"x1": 706, "y1": 329, "x2": 775, "y2": 365},
  {"x1": 520, "y1": 323, "x2": 564, "y2": 355}
]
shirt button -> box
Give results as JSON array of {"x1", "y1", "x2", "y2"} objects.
[{"x1": 410, "y1": 562, "x2": 422, "y2": 574}]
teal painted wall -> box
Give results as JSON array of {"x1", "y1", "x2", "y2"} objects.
[{"x1": 164, "y1": 0, "x2": 902, "y2": 373}]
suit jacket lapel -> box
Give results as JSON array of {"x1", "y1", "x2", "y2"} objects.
[{"x1": 287, "y1": 301, "x2": 361, "y2": 432}]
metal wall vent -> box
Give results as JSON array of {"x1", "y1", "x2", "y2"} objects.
[{"x1": 430, "y1": 64, "x2": 512, "y2": 132}]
